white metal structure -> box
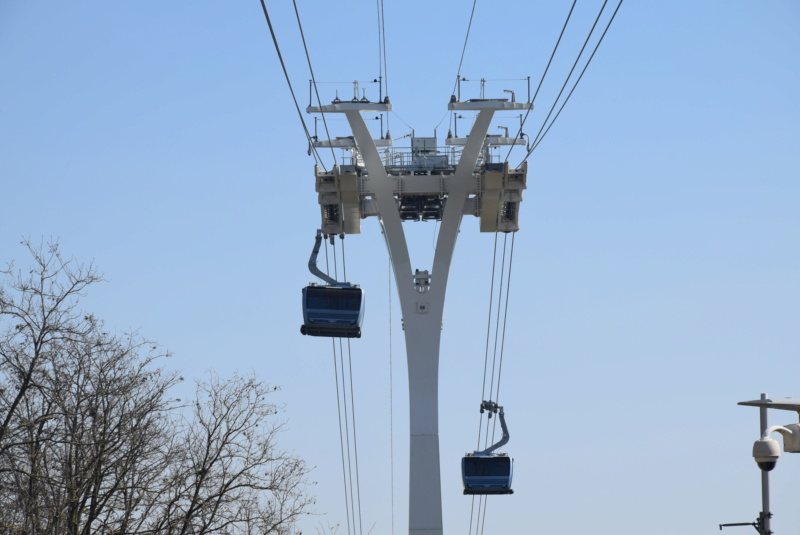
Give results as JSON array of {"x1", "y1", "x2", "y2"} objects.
[
  {"x1": 720, "y1": 394, "x2": 800, "y2": 534},
  {"x1": 307, "y1": 95, "x2": 530, "y2": 535}
]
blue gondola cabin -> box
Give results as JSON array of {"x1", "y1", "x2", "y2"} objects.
[{"x1": 301, "y1": 284, "x2": 364, "y2": 338}]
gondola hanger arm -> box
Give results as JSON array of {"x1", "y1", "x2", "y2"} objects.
[
  {"x1": 474, "y1": 401, "x2": 510, "y2": 456},
  {"x1": 308, "y1": 229, "x2": 348, "y2": 287}
]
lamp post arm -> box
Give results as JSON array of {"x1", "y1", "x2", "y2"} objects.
[
  {"x1": 718, "y1": 522, "x2": 759, "y2": 532},
  {"x1": 764, "y1": 423, "x2": 800, "y2": 453},
  {"x1": 762, "y1": 425, "x2": 790, "y2": 440}
]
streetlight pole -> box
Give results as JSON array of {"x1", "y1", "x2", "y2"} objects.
[
  {"x1": 757, "y1": 393, "x2": 771, "y2": 535},
  {"x1": 721, "y1": 394, "x2": 800, "y2": 534}
]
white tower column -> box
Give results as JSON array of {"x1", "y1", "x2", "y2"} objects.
[{"x1": 345, "y1": 108, "x2": 498, "y2": 535}]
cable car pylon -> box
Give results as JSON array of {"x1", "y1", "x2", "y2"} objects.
[{"x1": 305, "y1": 91, "x2": 531, "y2": 535}]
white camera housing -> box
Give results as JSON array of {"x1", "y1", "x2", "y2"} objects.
[
  {"x1": 752, "y1": 437, "x2": 781, "y2": 471},
  {"x1": 752, "y1": 423, "x2": 800, "y2": 471},
  {"x1": 779, "y1": 423, "x2": 800, "y2": 452}
]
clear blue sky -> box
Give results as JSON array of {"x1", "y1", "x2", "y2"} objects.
[{"x1": 1, "y1": 1, "x2": 799, "y2": 534}]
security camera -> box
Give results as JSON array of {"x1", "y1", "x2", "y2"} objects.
[
  {"x1": 779, "y1": 423, "x2": 800, "y2": 452},
  {"x1": 752, "y1": 437, "x2": 781, "y2": 471}
]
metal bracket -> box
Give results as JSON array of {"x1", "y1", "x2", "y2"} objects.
[
  {"x1": 718, "y1": 522, "x2": 758, "y2": 532},
  {"x1": 480, "y1": 400, "x2": 499, "y2": 416},
  {"x1": 414, "y1": 269, "x2": 431, "y2": 293},
  {"x1": 719, "y1": 511, "x2": 771, "y2": 534},
  {"x1": 473, "y1": 402, "x2": 509, "y2": 456},
  {"x1": 308, "y1": 229, "x2": 349, "y2": 287}
]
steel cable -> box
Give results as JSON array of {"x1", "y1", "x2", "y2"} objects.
[
  {"x1": 452, "y1": 0, "x2": 480, "y2": 97},
  {"x1": 485, "y1": 233, "x2": 508, "y2": 420},
  {"x1": 346, "y1": 337, "x2": 364, "y2": 535},
  {"x1": 325, "y1": 242, "x2": 353, "y2": 535},
  {"x1": 524, "y1": 0, "x2": 624, "y2": 158},
  {"x1": 477, "y1": 232, "x2": 500, "y2": 448},
  {"x1": 377, "y1": 0, "x2": 389, "y2": 99},
  {"x1": 522, "y1": 0, "x2": 609, "y2": 162},
  {"x1": 258, "y1": 0, "x2": 327, "y2": 171},
  {"x1": 504, "y1": 0, "x2": 577, "y2": 163},
  {"x1": 291, "y1": 0, "x2": 337, "y2": 166},
  {"x1": 470, "y1": 231, "x2": 503, "y2": 535},
  {"x1": 471, "y1": 231, "x2": 517, "y2": 535},
  {"x1": 493, "y1": 232, "x2": 515, "y2": 407},
  {"x1": 469, "y1": 231, "x2": 500, "y2": 535},
  {"x1": 324, "y1": 235, "x2": 363, "y2": 535},
  {"x1": 338, "y1": 237, "x2": 362, "y2": 535},
  {"x1": 332, "y1": 341, "x2": 354, "y2": 535},
  {"x1": 338, "y1": 337, "x2": 358, "y2": 535},
  {"x1": 388, "y1": 263, "x2": 396, "y2": 535}
]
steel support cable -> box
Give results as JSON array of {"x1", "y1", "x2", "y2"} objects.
[
  {"x1": 493, "y1": 230, "x2": 516, "y2": 407},
  {"x1": 376, "y1": 0, "x2": 383, "y2": 86},
  {"x1": 381, "y1": 0, "x2": 388, "y2": 99},
  {"x1": 503, "y1": 0, "x2": 577, "y2": 164},
  {"x1": 377, "y1": 0, "x2": 389, "y2": 99},
  {"x1": 484, "y1": 233, "x2": 515, "y2": 459},
  {"x1": 476, "y1": 235, "x2": 515, "y2": 535},
  {"x1": 433, "y1": 109, "x2": 450, "y2": 133},
  {"x1": 341, "y1": 236, "x2": 348, "y2": 283},
  {"x1": 332, "y1": 238, "x2": 339, "y2": 281},
  {"x1": 326, "y1": 242, "x2": 353, "y2": 535},
  {"x1": 474, "y1": 233, "x2": 516, "y2": 535},
  {"x1": 472, "y1": 233, "x2": 507, "y2": 535},
  {"x1": 485, "y1": 233, "x2": 515, "y2": 453},
  {"x1": 525, "y1": 0, "x2": 623, "y2": 158},
  {"x1": 324, "y1": 237, "x2": 331, "y2": 278},
  {"x1": 470, "y1": 495, "x2": 486, "y2": 535},
  {"x1": 325, "y1": 239, "x2": 356, "y2": 535},
  {"x1": 390, "y1": 110, "x2": 414, "y2": 132},
  {"x1": 375, "y1": 0, "x2": 390, "y2": 134},
  {"x1": 451, "y1": 0, "x2": 480, "y2": 97},
  {"x1": 482, "y1": 233, "x2": 508, "y2": 451},
  {"x1": 479, "y1": 496, "x2": 490, "y2": 535},
  {"x1": 468, "y1": 498, "x2": 478, "y2": 535},
  {"x1": 531, "y1": 1, "x2": 577, "y2": 106},
  {"x1": 469, "y1": 493, "x2": 487, "y2": 535},
  {"x1": 291, "y1": 0, "x2": 337, "y2": 166},
  {"x1": 520, "y1": 0, "x2": 614, "y2": 164},
  {"x1": 258, "y1": 0, "x2": 327, "y2": 171},
  {"x1": 480, "y1": 497, "x2": 489, "y2": 535},
  {"x1": 338, "y1": 336, "x2": 358, "y2": 535},
  {"x1": 332, "y1": 341, "x2": 354, "y2": 535},
  {"x1": 469, "y1": 231, "x2": 499, "y2": 535},
  {"x1": 345, "y1": 338, "x2": 364, "y2": 535},
  {"x1": 388, "y1": 263, "x2": 395, "y2": 535},
  {"x1": 477, "y1": 232, "x2": 500, "y2": 449},
  {"x1": 338, "y1": 237, "x2": 362, "y2": 535},
  {"x1": 522, "y1": 0, "x2": 608, "y2": 160},
  {"x1": 479, "y1": 491, "x2": 492, "y2": 535}
]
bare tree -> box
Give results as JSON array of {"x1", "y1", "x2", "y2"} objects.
[
  {"x1": 0, "y1": 240, "x2": 101, "y2": 453},
  {"x1": 0, "y1": 242, "x2": 313, "y2": 535},
  {"x1": 146, "y1": 374, "x2": 314, "y2": 535}
]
